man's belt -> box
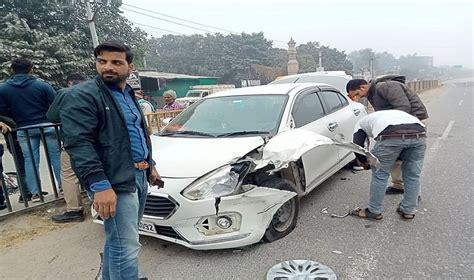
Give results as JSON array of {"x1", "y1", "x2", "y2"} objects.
[
  {"x1": 375, "y1": 132, "x2": 426, "y2": 141},
  {"x1": 134, "y1": 161, "x2": 149, "y2": 170}
]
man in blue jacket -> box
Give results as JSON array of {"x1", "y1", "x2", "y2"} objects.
[
  {"x1": 59, "y1": 41, "x2": 160, "y2": 280},
  {"x1": 0, "y1": 58, "x2": 61, "y2": 202}
]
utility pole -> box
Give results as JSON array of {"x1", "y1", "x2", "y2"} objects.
[
  {"x1": 85, "y1": 0, "x2": 99, "y2": 47},
  {"x1": 369, "y1": 59, "x2": 374, "y2": 80},
  {"x1": 316, "y1": 50, "x2": 324, "y2": 72}
]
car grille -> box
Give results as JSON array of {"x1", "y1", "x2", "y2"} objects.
[
  {"x1": 144, "y1": 195, "x2": 178, "y2": 219},
  {"x1": 155, "y1": 226, "x2": 185, "y2": 241}
]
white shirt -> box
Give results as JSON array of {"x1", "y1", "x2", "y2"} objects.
[{"x1": 354, "y1": 110, "x2": 425, "y2": 138}]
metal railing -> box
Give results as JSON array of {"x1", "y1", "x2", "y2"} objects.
[
  {"x1": 0, "y1": 109, "x2": 183, "y2": 215},
  {"x1": 1, "y1": 123, "x2": 63, "y2": 214},
  {"x1": 407, "y1": 80, "x2": 440, "y2": 93},
  {"x1": 144, "y1": 110, "x2": 183, "y2": 134}
]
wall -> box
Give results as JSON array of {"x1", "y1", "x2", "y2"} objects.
[{"x1": 407, "y1": 80, "x2": 440, "y2": 93}]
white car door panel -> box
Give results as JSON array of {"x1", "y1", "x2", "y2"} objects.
[{"x1": 291, "y1": 92, "x2": 339, "y2": 187}]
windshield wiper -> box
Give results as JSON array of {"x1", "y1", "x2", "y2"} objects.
[
  {"x1": 160, "y1": 130, "x2": 216, "y2": 137},
  {"x1": 216, "y1": 131, "x2": 270, "y2": 137}
]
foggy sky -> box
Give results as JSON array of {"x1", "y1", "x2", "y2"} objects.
[{"x1": 121, "y1": 0, "x2": 473, "y2": 68}]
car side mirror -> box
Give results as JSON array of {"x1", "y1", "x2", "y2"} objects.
[{"x1": 161, "y1": 117, "x2": 173, "y2": 127}]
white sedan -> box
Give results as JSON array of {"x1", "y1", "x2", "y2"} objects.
[{"x1": 139, "y1": 83, "x2": 367, "y2": 250}]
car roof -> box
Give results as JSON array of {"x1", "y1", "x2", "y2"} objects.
[
  {"x1": 210, "y1": 83, "x2": 339, "y2": 98},
  {"x1": 275, "y1": 71, "x2": 351, "y2": 78},
  {"x1": 268, "y1": 72, "x2": 352, "y2": 93}
]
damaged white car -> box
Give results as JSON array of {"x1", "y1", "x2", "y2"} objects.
[{"x1": 140, "y1": 83, "x2": 367, "y2": 250}]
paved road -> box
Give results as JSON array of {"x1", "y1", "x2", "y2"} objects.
[{"x1": 0, "y1": 79, "x2": 472, "y2": 279}]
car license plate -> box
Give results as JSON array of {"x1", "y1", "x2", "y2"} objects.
[{"x1": 139, "y1": 221, "x2": 156, "y2": 234}]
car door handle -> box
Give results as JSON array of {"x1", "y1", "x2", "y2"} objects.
[
  {"x1": 353, "y1": 108, "x2": 361, "y2": 116},
  {"x1": 328, "y1": 122, "x2": 338, "y2": 132}
]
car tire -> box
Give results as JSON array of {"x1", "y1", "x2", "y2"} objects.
[{"x1": 261, "y1": 178, "x2": 299, "y2": 242}]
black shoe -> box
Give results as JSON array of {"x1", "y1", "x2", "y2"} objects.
[
  {"x1": 139, "y1": 278, "x2": 148, "y2": 280},
  {"x1": 52, "y1": 210, "x2": 84, "y2": 223},
  {"x1": 18, "y1": 193, "x2": 32, "y2": 203},
  {"x1": 385, "y1": 186, "x2": 404, "y2": 195},
  {"x1": 0, "y1": 202, "x2": 7, "y2": 210}
]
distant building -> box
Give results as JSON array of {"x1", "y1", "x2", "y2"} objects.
[
  {"x1": 411, "y1": 56, "x2": 434, "y2": 68},
  {"x1": 137, "y1": 70, "x2": 218, "y2": 98}
]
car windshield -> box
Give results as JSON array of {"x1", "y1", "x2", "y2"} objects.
[
  {"x1": 186, "y1": 90, "x2": 203, "y2": 97},
  {"x1": 160, "y1": 94, "x2": 288, "y2": 137}
]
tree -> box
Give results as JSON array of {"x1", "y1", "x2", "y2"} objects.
[
  {"x1": 0, "y1": 0, "x2": 148, "y2": 86},
  {"x1": 297, "y1": 42, "x2": 353, "y2": 74},
  {"x1": 374, "y1": 52, "x2": 398, "y2": 74},
  {"x1": 0, "y1": 13, "x2": 92, "y2": 87},
  {"x1": 348, "y1": 48, "x2": 376, "y2": 75},
  {"x1": 146, "y1": 32, "x2": 278, "y2": 85}
]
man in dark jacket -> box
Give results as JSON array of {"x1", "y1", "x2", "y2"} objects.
[
  {"x1": 59, "y1": 41, "x2": 160, "y2": 280},
  {"x1": 0, "y1": 58, "x2": 61, "y2": 202},
  {"x1": 48, "y1": 73, "x2": 86, "y2": 223},
  {"x1": 347, "y1": 78, "x2": 428, "y2": 195}
]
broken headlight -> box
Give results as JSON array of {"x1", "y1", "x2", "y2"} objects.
[{"x1": 182, "y1": 162, "x2": 251, "y2": 200}]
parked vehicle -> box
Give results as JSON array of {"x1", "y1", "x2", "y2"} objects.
[
  {"x1": 270, "y1": 71, "x2": 352, "y2": 94},
  {"x1": 140, "y1": 83, "x2": 367, "y2": 250},
  {"x1": 176, "y1": 84, "x2": 235, "y2": 106}
]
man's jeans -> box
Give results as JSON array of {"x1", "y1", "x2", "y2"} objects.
[
  {"x1": 91, "y1": 170, "x2": 148, "y2": 280},
  {"x1": 17, "y1": 127, "x2": 61, "y2": 195},
  {"x1": 369, "y1": 138, "x2": 426, "y2": 215}
]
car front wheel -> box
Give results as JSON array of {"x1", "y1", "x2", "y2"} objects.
[{"x1": 262, "y1": 178, "x2": 299, "y2": 242}]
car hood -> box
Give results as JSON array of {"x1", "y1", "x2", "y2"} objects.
[{"x1": 151, "y1": 135, "x2": 265, "y2": 178}]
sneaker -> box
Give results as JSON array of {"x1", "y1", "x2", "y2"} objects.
[
  {"x1": 52, "y1": 210, "x2": 84, "y2": 223},
  {"x1": 352, "y1": 165, "x2": 365, "y2": 171},
  {"x1": 30, "y1": 191, "x2": 49, "y2": 203},
  {"x1": 385, "y1": 186, "x2": 404, "y2": 195},
  {"x1": 31, "y1": 194, "x2": 41, "y2": 203}
]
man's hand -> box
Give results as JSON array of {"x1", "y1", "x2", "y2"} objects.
[
  {"x1": 149, "y1": 165, "x2": 163, "y2": 188},
  {"x1": 0, "y1": 122, "x2": 11, "y2": 134},
  {"x1": 94, "y1": 188, "x2": 117, "y2": 220}
]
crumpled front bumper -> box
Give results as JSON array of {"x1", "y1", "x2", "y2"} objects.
[{"x1": 139, "y1": 177, "x2": 295, "y2": 250}]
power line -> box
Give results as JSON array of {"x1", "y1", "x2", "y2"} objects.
[
  {"x1": 131, "y1": 21, "x2": 187, "y2": 36},
  {"x1": 122, "y1": 7, "x2": 216, "y2": 34},
  {"x1": 123, "y1": 3, "x2": 238, "y2": 34},
  {"x1": 122, "y1": 3, "x2": 287, "y2": 48}
]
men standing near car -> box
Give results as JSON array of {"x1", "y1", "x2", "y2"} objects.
[
  {"x1": 350, "y1": 110, "x2": 427, "y2": 220},
  {"x1": 59, "y1": 41, "x2": 161, "y2": 280},
  {"x1": 346, "y1": 78, "x2": 428, "y2": 195},
  {"x1": 47, "y1": 73, "x2": 86, "y2": 223},
  {"x1": 0, "y1": 58, "x2": 61, "y2": 202}
]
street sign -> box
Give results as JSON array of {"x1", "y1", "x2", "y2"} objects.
[{"x1": 127, "y1": 71, "x2": 141, "y2": 89}]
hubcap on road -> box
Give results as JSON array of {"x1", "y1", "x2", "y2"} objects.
[{"x1": 266, "y1": 260, "x2": 337, "y2": 280}]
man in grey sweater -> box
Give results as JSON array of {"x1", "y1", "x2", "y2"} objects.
[{"x1": 347, "y1": 77, "x2": 428, "y2": 195}]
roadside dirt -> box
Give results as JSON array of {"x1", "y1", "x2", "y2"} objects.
[
  {"x1": 0, "y1": 197, "x2": 91, "y2": 250},
  {"x1": 0, "y1": 209, "x2": 75, "y2": 250}
]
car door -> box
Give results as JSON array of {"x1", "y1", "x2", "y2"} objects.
[
  {"x1": 318, "y1": 90, "x2": 365, "y2": 161},
  {"x1": 291, "y1": 90, "x2": 339, "y2": 187}
]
